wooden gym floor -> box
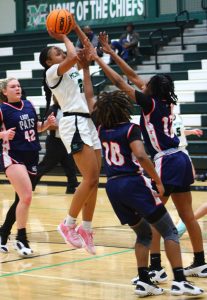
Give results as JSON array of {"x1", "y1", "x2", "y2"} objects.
[{"x1": 0, "y1": 175, "x2": 207, "y2": 300}]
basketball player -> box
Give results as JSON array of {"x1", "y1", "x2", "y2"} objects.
[
  {"x1": 0, "y1": 78, "x2": 56, "y2": 257},
  {"x1": 39, "y1": 21, "x2": 101, "y2": 255},
  {"x1": 173, "y1": 113, "x2": 203, "y2": 177},
  {"x1": 79, "y1": 48, "x2": 203, "y2": 295},
  {"x1": 82, "y1": 36, "x2": 207, "y2": 291}
]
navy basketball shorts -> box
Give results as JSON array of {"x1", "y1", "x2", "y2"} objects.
[
  {"x1": 154, "y1": 151, "x2": 194, "y2": 196},
  {"x1": 106, "y1": 174, "x2": 163, "y2": 226},
  {"x1": 1, "y1": 150, "x2": 39, "y2": 175}
]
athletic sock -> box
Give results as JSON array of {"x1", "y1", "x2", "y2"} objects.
[
  {"x1": 82, "y1": 221, "x2": 92, "y2": 231},
  {"x1": 16, "y1": 228, "x2": 30, "y2": 248},
  {"x1": 173, "y1": 267, "x2": 186, "y2": 282},
  {"x1": 194, "y1": 251, "x2": 206, "y2": 266},
  {"x1": 138, "y1": 267, "x2": 151, "y2": 284},
  {"x1": 150, "y1": 253, "x2": 162, "y2": 270},
  {"x1": 64, "y1": 215, "x2": 76, "y2": 226}
]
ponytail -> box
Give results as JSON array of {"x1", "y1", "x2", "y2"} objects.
[{"x1": 39, "y1": 46, "x2": 53, "y2": 120}]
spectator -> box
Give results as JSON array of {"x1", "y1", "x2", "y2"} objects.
[
  {"x1": 76, "y1": 25, "x2": 103, "y2": 58},
  {"x1": 32, "y1": 96, "x2": 78, "y2": 194},
  {"x1": 110, "y1": 23, "x2": 140, "y2": 64}
]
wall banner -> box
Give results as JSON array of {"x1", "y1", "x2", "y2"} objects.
[{"x1": 26, "y1": 0, "x2": 145, "y2": 30}]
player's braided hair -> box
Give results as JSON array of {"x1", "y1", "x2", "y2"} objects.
[
  {"x1": 94, "y1": 90, "x2": 133, "y2": 128},
  {"x1": 0, "y1": 78, "x2": 17, "y2": 102},
  {"x1": 147, "y1": 74, "x2": 178, "y2": 105},
  {"x1": 39, "y1": 46, "x2": 53, "y2": 119}
]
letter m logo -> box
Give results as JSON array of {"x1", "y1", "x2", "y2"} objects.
[{"x1": 27, "y1": 4, "x2": 48, "y2": 28}]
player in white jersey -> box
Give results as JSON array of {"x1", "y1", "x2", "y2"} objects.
[
  {"x1": 173, "y1": 113, "x2": 203, "y2": 152},
  {"x1": 173, "y1": 114, "x2": 204, "y2": 238},
  {"x1": 39, "y1": 19, "x2": 101, "y2": 255},
  {"x1": 173, "y1": 113, "x2": 203, "y2": 175}
]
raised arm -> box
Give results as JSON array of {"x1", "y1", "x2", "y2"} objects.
[
  {"x1": 83, "y1": 39, "x2": 137, "y2": 102},
  {"x1": 77, "y1": 51, "x2": 96, "y2": 113},
  {"x1": 47, "y1": 30, "x2": 78, "y2": 75},
  {"x1": 99, "y1": 32, "x2": 145, "y2": 89}
]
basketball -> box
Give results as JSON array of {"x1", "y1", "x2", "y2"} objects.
[{"x1": 46, "y1": 9, "x2": 74, "y2": 35}]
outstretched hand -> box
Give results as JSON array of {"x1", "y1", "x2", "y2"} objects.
[
  {"x1": 193, "y1": 129, "x2": 203, "y2": 137},
  {"x1": 77, "y1": 49, "x2": 90, "y2": 69},
  {"x1": 47, "y1": 30, "x2": 66, "y2": 42},
  {"x1": 98, "y1": 32, "x2": 113, "y2": 54},
  {"x1": 82, "y1": 38, "x2": 97, "y2": 62}
]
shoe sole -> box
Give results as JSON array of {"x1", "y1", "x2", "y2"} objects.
[
  {"x1": 135, "y1": 290, "x2": 164, "y2": 297},
  {"x1": 0, "y1": 248, "x2": 8, "y2": 253},
  {"x1": 13, "y1": 245, "x2": 34, "y2": 257},
  {"x1": 184, "y1": 272, "x2": 207, "y2": 278},
  {"x1": 171, "y1": 291, "x2": 204, "y2": 296}
]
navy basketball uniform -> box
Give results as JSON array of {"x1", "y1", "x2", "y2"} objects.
[
  {"x1": 135, "y1": 90, "x2": 194, "y2": 193},
  {"x1": 0, "y1": 100, "x2": 40, "y2": 174},
  {"x1": 98, "y1": 122, "x2": 163, "y2": 226}
]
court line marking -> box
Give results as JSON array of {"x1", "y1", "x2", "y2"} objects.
[
  {"x1": 14, "y1": 273, "x2": 133, "y2": 288},
  {"x1": 0, "y1": 248, "x2": 133, "y2": 278}
]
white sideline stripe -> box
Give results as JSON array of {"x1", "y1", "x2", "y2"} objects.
[
  {"x1": 17, "y1": 273, "x2": 133, "y2": 289},
  {"x1": 0, "y1": 47, "x2": 13, "y2": 56}
]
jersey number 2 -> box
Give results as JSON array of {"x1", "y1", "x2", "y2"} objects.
[{"x1": 25, "y1": 129, "x2": 36, "y2": 142}]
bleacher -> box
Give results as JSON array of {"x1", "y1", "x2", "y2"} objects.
[{"x1": 0, "y1": 17, "x2": 206, "y2": 173}]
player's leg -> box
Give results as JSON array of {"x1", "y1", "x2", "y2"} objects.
[
  {"x1": 150, "y1": 210, "x2": 204, "y2": 296},
  {"x1": 60, "y1": 151, "x2": 78, "y2": 194},
  {"x1": 149, "y1": 194, "x2": 169, "y2": 282},
  {"x1": 172, "y1": 192, "x2": 207, "y2": 277},
  {"x1": 6, "y1": 164, "x2": 33, "y2": 257},
  {"x1": 58, "y1": 145, "x2": 100, "y2": 252},
  {"x1": 131, "y1": 219, "x2": 164, "y2": 297}
]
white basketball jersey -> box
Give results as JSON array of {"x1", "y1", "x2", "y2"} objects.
[
  {"x1": 172, "y1": 114, "x2": 188, "y2": 147},
  {"x1": 46, "y1": 64, "x2": 89, "y2": 114}
]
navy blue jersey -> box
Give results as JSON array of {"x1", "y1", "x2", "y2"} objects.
[
  {"x1": 0, "y1": 100, "x2": 41, "y2": 152},
  {"x1": 98, "y1": 122, "x2": 143, "y2": 178},
  {"x1": 135, "y1": 90, "x2": 179, "y2": 158}
]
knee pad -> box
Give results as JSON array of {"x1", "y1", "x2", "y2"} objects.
[
  {"x1": 152, "y1": 212, "x2": 179, "y2": 243},
  {"x1": 131, "y1": 218, "x2": 152, "y2": 248}
]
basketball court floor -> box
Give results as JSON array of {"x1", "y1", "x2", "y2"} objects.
[{"x1": 0, "y1": 175, "x2": 206, "y2": 299}]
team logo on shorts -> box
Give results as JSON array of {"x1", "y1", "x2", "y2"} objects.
[{"x1": 32, "y1": 166, "x2": 37, "y2": 172}]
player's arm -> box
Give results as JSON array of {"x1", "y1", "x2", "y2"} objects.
[
  {"x1": 37, "y1": 112, "x2": 57, "y2": 132},
  {"x1": 0, "y1": 112, "x2": 16, "y2": 140},
  {"x1": 77, "y1": 51, "x2": 96, "y2": 113},
  {"x1": 184, "y1": 128, "x2": 203, "y2": 137},
  {"x1": 83, "y1": 39, "x2": 136, "y2": 101},
  {"x1": 47, "y1": 31, "x2": 78, "y2": 75},
  {"x1": 129, "y1": 125, "x2": 164, "y2": 196},
  {"x1": 83, "y1": 39, "x2": 153, "y2": 113},
  {"x1": 0, "y1": 128, "x2": 16, "y2": 140},
  {"x1": 98, "y1": 32, "x2": 145, "y2": 90},
  {"x1": 131, "y1": 140, "x2": 164, "y2": 196}
]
